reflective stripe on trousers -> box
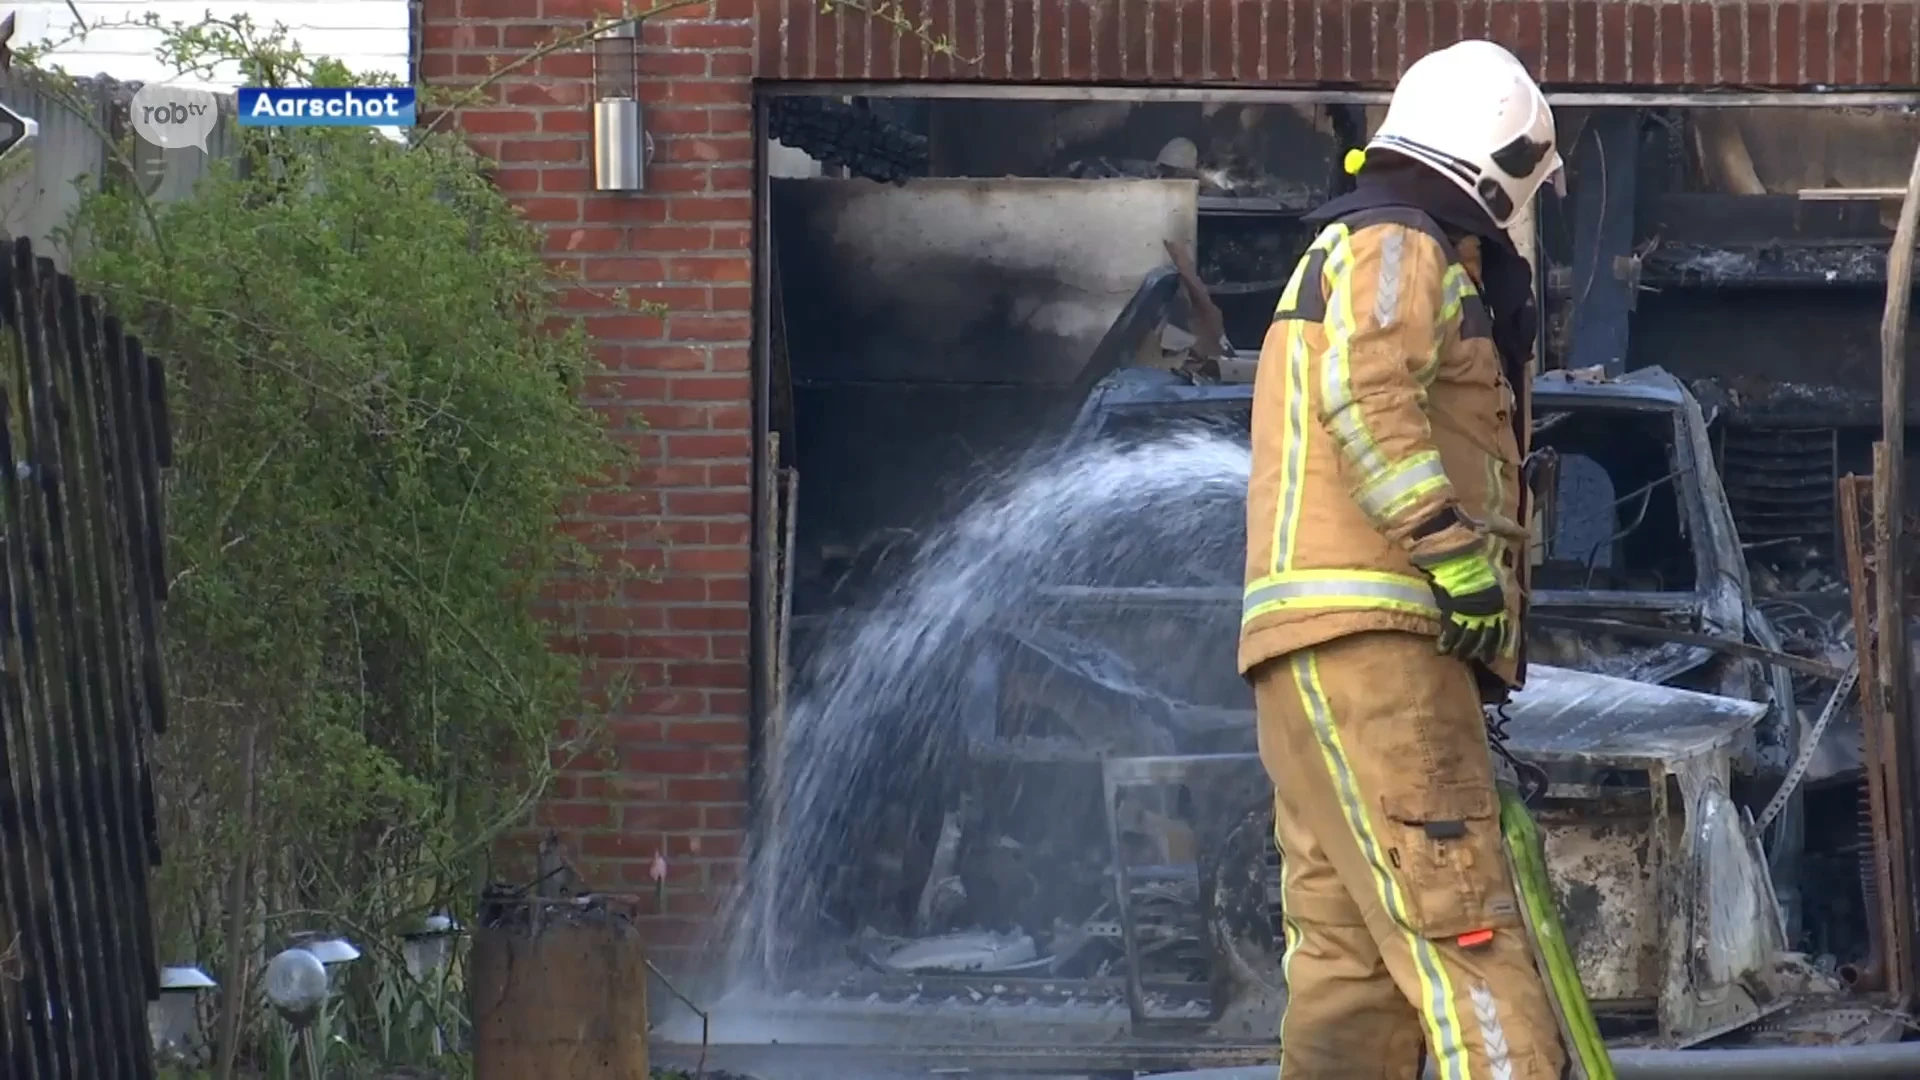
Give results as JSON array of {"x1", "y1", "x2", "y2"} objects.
[{"x1": 1288, "y1": 651, "x2": 1475, "y2": 1080}]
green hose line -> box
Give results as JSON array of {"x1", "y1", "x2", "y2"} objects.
[{"x1": 1500, "y1": 786, "x2": 1617, "y2": 1080}]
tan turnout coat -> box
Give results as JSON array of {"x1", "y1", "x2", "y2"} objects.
[{"x1": 1238, "y1": 207, "x2": 1532, "y2": 686}]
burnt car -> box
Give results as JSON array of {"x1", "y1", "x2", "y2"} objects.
[{"x1": 656, "y1": 358, "x2": 1884, "y2": 1076}]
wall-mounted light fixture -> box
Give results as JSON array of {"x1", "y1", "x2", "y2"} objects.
[{"x1": 592, "y1": 18, "x2": 651, "y2": 192}]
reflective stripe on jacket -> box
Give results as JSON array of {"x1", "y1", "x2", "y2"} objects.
[{"x1": 1238, "y1": 207, "x2": 1530, "y2": 684}]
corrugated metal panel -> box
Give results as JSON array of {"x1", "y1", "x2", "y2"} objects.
[{"x1": 0, "y1": 77, "x2": 241, "y2": 266}]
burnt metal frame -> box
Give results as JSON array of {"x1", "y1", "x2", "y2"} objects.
[
  {"x1": 1092, "y1": 679, "x2": 1770, "y2": 1037},
  {"x1": 1063, "y1": 366, "x2": 1750, "y2": 646},
  {"x1": 1100, "y1": 752, "x2": 1269, "y2": 1029},
  {"x1": 1564, "y1": 109, "x2": 1642, "y2": 377}
]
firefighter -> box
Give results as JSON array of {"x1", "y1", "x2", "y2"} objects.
[{"x1": 1240, "y1": 40, "x2": 1569, "y2": 1080}]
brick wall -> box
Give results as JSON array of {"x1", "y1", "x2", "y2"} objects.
[
  {"x1": 760, "y1": 0, "x2": 1920, "y2": 86},
  {"x1": 419, "y1": 0, "x2": 756, "y2": 945},
  {"x1": 419, "y1": 0, "x2": 1912, "y2": 943}
]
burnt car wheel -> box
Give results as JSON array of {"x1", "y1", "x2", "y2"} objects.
[{"x1": 1203, "y1": 796, "x2": 1288, "y2": 1000}]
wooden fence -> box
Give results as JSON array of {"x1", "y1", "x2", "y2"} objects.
[{"x1": 0, "y1": 234, "x2": 173, "y2": 1080}]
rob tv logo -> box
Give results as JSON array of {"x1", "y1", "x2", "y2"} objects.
[
  {"x1": 129, "y1": 84, "x2": 419, "y2": 152},
  {"x1": 130, "y1": 84, "x2": 220, "y2": 152}
]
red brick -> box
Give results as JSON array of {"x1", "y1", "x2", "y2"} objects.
[
  {"x1": 1835, "y1": 1, "x2": 1861, "y2": 83},
  {"x1": 1461, "y1": 0, "x2": 1487, "y2": 42},
  {"x1": 640, "y1": 166, "x2": 711, "y2": 194},
  {"x1": 670, "y1": 21, "x2": 754, "y2": 49},
  {"x1": 1804, "y1": 1, "x2": 1832, "y2": 82},
  {"x1": 665, "y1": 256, "x2": 750, "y2": 283},
  {"x1": 1747, "y1": 2, "x2": 1775, "y2": 83},
  {"x1": 503, "y1": 81, "x2": 588, "y2": 107},
  {"x1": 1430, "y1": 0, "x2": 1461, "y2": 52},
  {"x1": 621, "y1": 226, "x2": 708, "y2": 255},
  {"x1": 709, "y1": 167, "x2": 751, "y2": 192},
  {"x1": 1892, "y1": 2, "x2": 1918, "y2": 83},
  {"x1": 668, "y1": 719, "x2": 750, "y2": 744},
  {"x1": 537, "y1": 801, "x2": 614, "y2": 829},
  {"x1": 1401, "y1": 0, "x2": 1431, "y2": 74},
  {"x1": 1183, "y1": 0, "x2": 1212, "y2": 79},
  {"x1": 541, "y1": 168, "x2": 593, "y2": 192},
  {"x1": 668, "y1": 196, "x2": 751, "y2": 223},
  {"x1": 941, "y1": 0, "x2": 980, "y2": 79},
  {"x1": 542, "y1": 108, "x2": 592, "y2": 135},
  {"x1": 668, "y1": 606, "x2": 752, "y2": 631},
  {"x1": 1226, "y1": 0, "x2": 1257, "y2": 79},
  {"x1": 1489, "y1": 1, "x2": 1519, "y2": 60},
  {"x1": 625, "y1": 804, "x2": 704, "y2": 831},
  {"x1": 1089, "y1": 0, "x2": 1118, "y2": 77},
  {"x1": 709, "y1": 49, "x2": 752, "y2": 77},
  {"x1": 665, "y1": 832, "x2": 742, "y2": 859},
  {"x1": 1715, "y1": 3, "x2": 1741, "y2": 84},
  {"x1": 1599, "y1": 0, "x2": 1626, "y2": 82},
  {"x1": 975, "y1": 0, "x2": 1007, "y2": 79},
  {"x1": 1548, "y1": 0, "x2": 1577, "y2": 81},
  {"x1": 664, "y1": 79, "x2": 750, "y2": 106},
  {"x1": 1343, "y1": 1, "x2": 1378, "y2": 83},
  {"x1": 622, "y1": 747, "x2": 711, "y2": 776},
  {"x1": 629, "y1": 633, "x2": 713, "y2": 660},
  {"x1": 846, "y1": 2, "x2": 875, "y2": 80},
  {"x1": 621, "y1": 345, "x2": 714, "y2": 371},
  {"x1": 1778, "y1": 2, "x2": 1804, "y2": 83},
  {"x1": 1862, "y1": 2, "x2": 1887, "y2": 82},
  {"x1": 517, "y1": 196, "x2": 581, "y2": 222},
  {"x1": 1118, "y1": 0, "x2": 1149, "y2": 78},
  {"x1": 641, "y1": 50, "x2": 710, "y2": 79},
  {"x1": 462, "y1": 108, "x2": 538, "y2": 134},
  {"x1": 884, "y1": 0, "x2": 920, "y2": 77},
  {"x1": 667, "y1": 374, "x2": 751, "y2": 400},
  {"x1": 498, "y1": 139, "x2": 582, "y2": 163},
  {"x1": 665, "y1": 490, "x2": 751, "y2": 515},
  {"x1": 665, "y1": 136, "x2": 753, "y2": 163},
  {"x1": 493, "y1": 167, "x2": 541, "y2": 193},
  {"x1": 1038, "y1": 0, "x2": 1069, "y2": 78}
]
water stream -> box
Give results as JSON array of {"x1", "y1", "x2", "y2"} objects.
[{"x1": 724, "y1": 430, "x2": 1254, "y2": 988}]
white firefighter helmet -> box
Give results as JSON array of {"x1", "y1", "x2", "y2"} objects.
[{"x1": 1366, "y1": 40, "x2": 1563, "y2": 228}]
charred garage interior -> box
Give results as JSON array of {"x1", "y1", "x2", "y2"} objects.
[{"x1": 648, "y1": 88, "x2": 1920, "y2": 1073}]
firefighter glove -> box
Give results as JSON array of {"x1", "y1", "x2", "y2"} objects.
[{"x1": 1426, "y1": 549, "x2": 1509, "y2": 665}]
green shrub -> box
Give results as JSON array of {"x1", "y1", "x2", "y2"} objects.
[{"x1": 59, "y1": 22, "x2": 627, "y2": 1068}]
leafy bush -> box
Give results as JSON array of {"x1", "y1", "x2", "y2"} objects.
[{"x1": 55, "y1": 21, "x2": 626, "y2": 1068}]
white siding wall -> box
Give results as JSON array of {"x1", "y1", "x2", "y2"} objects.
[{"x1": 13, "y1": 1, "x2": 410, "y2": 88}]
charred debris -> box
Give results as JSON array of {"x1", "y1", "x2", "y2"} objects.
[{"x1": 734, "y1": 98, "x2": 1920, "y2": 1067}]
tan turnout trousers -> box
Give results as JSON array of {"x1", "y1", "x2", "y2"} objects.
[{"x1": 1254, "y1": 630, "x2": 1567, "y2": 1080}]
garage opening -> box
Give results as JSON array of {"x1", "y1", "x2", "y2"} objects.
[{"x1": 723, "y1": 89, "x2": 1912, "y2": 1064}]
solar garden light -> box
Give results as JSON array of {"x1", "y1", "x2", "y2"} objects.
[
  {"x1": 401, "y1": 913, "x2": 462, "y2": 1056},
  {"x1": 400, "y1": 912, "x2": 459, "y2": 981},
  {"x1": 266, "y1": 933, "x2": 360, "y2": 1080},
  {"x1": 265, "y1": 932, "x2": 358, "y2": 1025},
  {"x1": 148, "y1": 965, "x2": 216, "y2": 1062}
]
